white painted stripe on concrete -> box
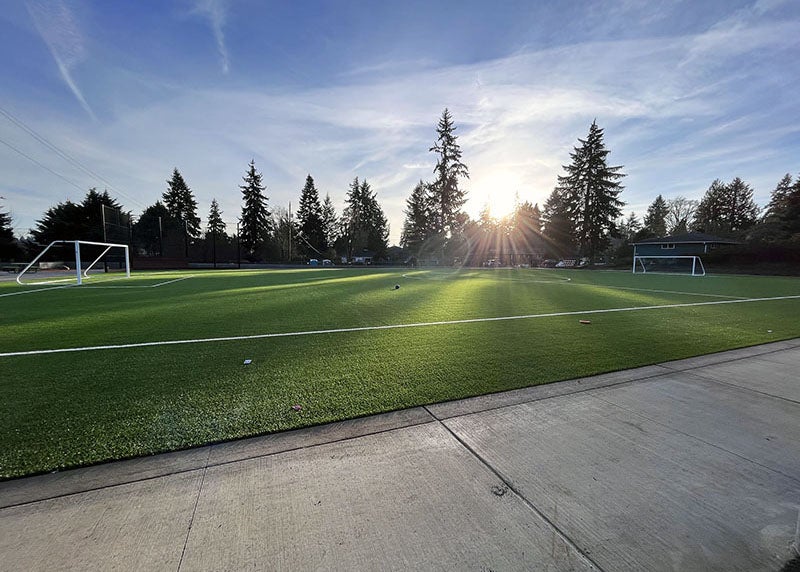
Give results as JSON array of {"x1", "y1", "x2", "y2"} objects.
[{"x1": 2, "y1": 294, "x2": 799, "y2": 358}]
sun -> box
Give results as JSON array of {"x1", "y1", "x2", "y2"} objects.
[{"x1": 471, "y1": 170, "x2": 521, "y2": 221}]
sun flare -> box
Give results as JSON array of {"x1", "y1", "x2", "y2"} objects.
[{"x1": 472, "y1": 170, "x2": 521, "y2": 221}]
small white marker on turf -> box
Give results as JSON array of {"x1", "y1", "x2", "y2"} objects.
[{"x1": 243, "y1": 359, "x2": 252, "y2": 365}]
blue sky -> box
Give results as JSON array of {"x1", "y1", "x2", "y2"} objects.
[{"x1": 1, "y1": 0, "x2": 798, "y2": 245}]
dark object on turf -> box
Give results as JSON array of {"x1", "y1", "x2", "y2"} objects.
[{"x1": 394, "y1": 284, "x2": 400, "y2": 290}]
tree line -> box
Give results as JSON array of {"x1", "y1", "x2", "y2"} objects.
[{"x1": 2, "y1": 108, "x2": 799, "y2": 267}]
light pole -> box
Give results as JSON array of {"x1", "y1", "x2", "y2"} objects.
[{"x1": 236, "y1": 219, "x2": 241, "y2": 269}]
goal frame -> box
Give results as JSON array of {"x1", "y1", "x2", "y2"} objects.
[
  {"x1": 632, "y1": 255, "x2": 706, "y2": 277},
  {"x1": 16, "y1": 240, "x2": 131, "y2": 285}
]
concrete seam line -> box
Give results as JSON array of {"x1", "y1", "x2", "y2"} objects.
[
  {"x1": 4, "y1": 294, "x2": 800, "y2": 358},
  {"x1": 590, "y1": 394, "x2": 800, "y2": 486},
  {"x1": 681, "y1": 370, "x2": 800, "y2": 407},
  {"x1": 177, "y1": 447, "x2": 211, "y2": 572},
  {"x1": 0, "y1": 418, "x2": 439, "y2": 509},
  {"x1": 431, "y1": 408, "x2": 608, "y2": 572}
]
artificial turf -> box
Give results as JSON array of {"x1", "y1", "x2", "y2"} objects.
[{"x1": 1, "y1": 267, "x2": 799, "y2": 478}]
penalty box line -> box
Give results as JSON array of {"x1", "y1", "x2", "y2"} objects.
[{"x1": 3, "y1": 294, "x2": 799, "y2": 359}]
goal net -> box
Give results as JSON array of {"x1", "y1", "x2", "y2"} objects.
[
  {"x1": 632, "y1": 255, "x2": 706, "y2": 276},
  {"x1": 16, "y1": 240, "x2": 131, "y2": 286}
]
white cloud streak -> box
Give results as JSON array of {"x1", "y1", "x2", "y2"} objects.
[
  {"x1": 25, "y1": 0, "x2": 96, "y2": 121},
  {"x1": 191, "y1": 0, "x2": 230, "y2": 74}
]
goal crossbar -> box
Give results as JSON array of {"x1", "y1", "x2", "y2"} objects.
[
  {"x1": 17, "y1": 240, "x2": 131, "y2": 285},
  {"x1": 632, "y1": 255, "x2": 706, "y2": 277}
]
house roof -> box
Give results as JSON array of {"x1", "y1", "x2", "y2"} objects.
[{"x1": 631, "y1": 232, "x2": 740, "y2": 246}]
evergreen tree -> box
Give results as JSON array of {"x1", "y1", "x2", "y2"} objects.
[
  {"x1": 341, "y1": 177, "x2": 388, "y2": 258},
  {"x1": 642, "y1": 194, "x2": 669, "y2": 238},
  {"x1": 510, "y1": 200, "x2": 543, "y2": 255},
  {"x1": 763, "y1": 174, "x2": 794, "y2": 222},
  {"x1": 400, "y1": 181, "x2": 431, "y2": 254},
  {"x1": 557, "y1": 120, "x2": 625, "y2": 262},
  {"x1": 239, "y1": 160, "x2": 272, "y2": 259},
  {"x1": 295, "y1": 175, "x2": 326, "y2": 254},
  {"x1": 725, "y1": 177, "x2": 759, "y2": 233},
  {"x1": 540, "y1": 188, "x2": 575, "y2": 258},
  {"x1": 618, "y1": 211, "x2": 642, "y2": 241},
  {"x1": 133, "y1": 201, "x2": 171, "y2": 256},
  {"x1": 429, "y1": 108, "x2": 469, "y2": 238},
  {"x1": 206, "y1": 199, "x2": 226, "y2": 236},
  {"x1": 163, "y1": 169, "x2": 201, "y2": 238},
  {"x1": 163, "y1": 169, "x2": 200, "y2": 257},
  {"x1": 693, "y1": 177, "x2": 758, "y2": 236},
  {"x1": 761, "y1": 173, "x2": 800, "y2": 238},
  {"x1": 320, "y1": 193, "x2": 339, "y2": 251},
  {"x1": 31, "y1": 188, "x2": 121, "y2": 244},
  {"x1": 692, "y1": 179, "x2": 727, "y2": 234},
  {"x1": 0, "y1": 203, "x2": 20, "y2": 260}
]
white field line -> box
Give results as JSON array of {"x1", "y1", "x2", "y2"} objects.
[
  {"x1": 82, "y1": 275, "x2": 195, "y2": 289},
  {"x1": 1, "y1": 276, "x2": 194, "y2": 295},
  {"x1": 403, "y1": 272, "x2": 744, "y2": 299},
  {"x1": 2, "y1": 294, "x2": 799, "y2": 358},
  {"x1": 584, "y1": 284, "x2": 749, "y2": 300},
  {"x1": 0, "y1": 284, "x2": 75, "y2": 298}
]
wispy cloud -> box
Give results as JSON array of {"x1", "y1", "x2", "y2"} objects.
[
  {"x1": 25, "y1": 0, "x2": 96, "y2": 121},
  {"x1": 191, "y1": 0, "x2": 230, "y2": 74}
]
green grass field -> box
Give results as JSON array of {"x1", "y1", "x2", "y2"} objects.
[{"x1": 2, "y1": 266, "x2": 799, "y2": 479}]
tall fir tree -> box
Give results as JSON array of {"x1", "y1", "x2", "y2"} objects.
[
  {"x1": 540, "y1": 188, "x2": 575, "y2": 258},
  {"x1": 642, "y1": 194, "x2": 669, "y2": 238},
  {"x1": 133, "y1": 201, "x2": 171, "y2": 256},
  {"x1": 320, "y1": 193, "x2": 339, "y2": 251},
  {"x1": 693, "y1": 177, "x2": 758, "y2": 236},
  {"x1": 400, "y1": 181, "x2": 431, "y2": 254},
  {"x1": 763, "y1": 174, "x2": 794, "y2": 222},
  {"x1": 206, "y1": 199, "x2": 226, "y2": 237},
  {"x1": 163, "y1": 169, "x2": 200, "y2": 257},
  {"x1": 557, "y1": 120, "x2": 625, "y2": 261},
  {"x1": 239, "y1": 160, "x2": 272, "y2": 259},
  {"x1": 0, "y1": 202, "x2": 19, "y2": 260},
  {"x1": 510, "y1": 200, "x2": 543, "y2": 255},
  {"x1": 295, "y1": 175, "x2": 326, "y2": 254},
  {"x1": 618, "y1": 211, "x2": 642, "y2": 241},
  {"x1": 341, "y1": 177, "x2": 388, "y2": 258},
  {"x1": 429, "y1": 108, "x2": 469, "y2": 239},
  {"x1": 163, "y1": 169, "x2": 200, "y2": 238}
]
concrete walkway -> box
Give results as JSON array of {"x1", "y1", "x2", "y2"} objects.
[{"x1": 1, "y1": 340, "x2": 799, "y2": 571}]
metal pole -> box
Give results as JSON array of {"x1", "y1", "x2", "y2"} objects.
[
  {"x1": 101, "y1": 205, "x2": 108, "y2": 273},
  {"x1": 158, "y1": 216, "x2": 163, "y2": 257},
  {"x1": 288, "y1": 201, "x2": 292, "y2": 263},
  {"x1": 75, "y1": 241, "x2": 83, "y2": 285},
  {"x1": 236, "y1": 220, "x2": 241, "y2": 269}
]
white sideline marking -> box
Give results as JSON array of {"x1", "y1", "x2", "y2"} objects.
[
  {"x1": 0, "y1": 285, "x2": 74, "y2": 298},
  {"x1": 587, "y1": 284, "x2": 748, "y2": 300},
  {"x1": 1, "y1": 276, "x2": 194, "y2": 296},
  {"x1": 2, "y1": 294, "x2": 799, "y2": 358}
]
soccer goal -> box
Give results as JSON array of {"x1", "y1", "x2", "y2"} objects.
[
  {"x1": 16, "y1": 240, "x2": 131, "y2": 286},
  {"x1": 632, "y1": 255, "x2": 706, "y2": 276}
]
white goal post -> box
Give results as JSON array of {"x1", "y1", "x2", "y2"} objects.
[
  {"x1": 16, "y1": 240, "x2": 131, "y2": 285},
  {"x1": 632, "y1": 255, "x2": 706, "y2": 277}
]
